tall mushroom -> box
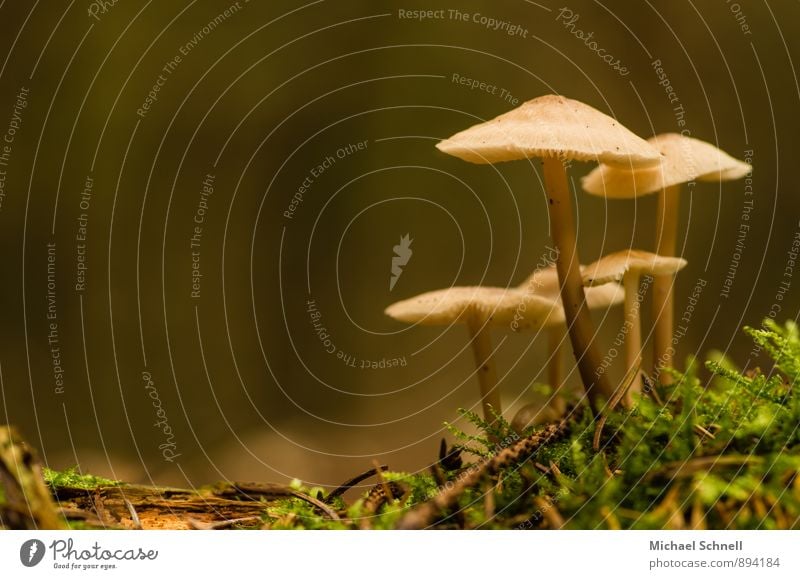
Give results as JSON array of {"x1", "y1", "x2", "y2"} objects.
[
  {"x1": 582, "y1": 250, "x2": 687, "y2": 405},
  {"x1": 436, "y1": 95, "x2": 661, "y2": 413},
  {"x1": 582, "y1": 133, "x2": 750, "y2": 383}
]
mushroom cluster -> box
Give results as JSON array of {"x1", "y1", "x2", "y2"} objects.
[
  {"x1": 583, "y1": 133, "x2": 750, "y2": 384},
  {"x1": 384, "y1": 278, "x2": 623, "y2": 424},
  {"x1": 385, "y1": 96, "x2": 751, "y2": 425},
  {"x1": 582, "y1": 250, "x2": 687, "y2": 405}
]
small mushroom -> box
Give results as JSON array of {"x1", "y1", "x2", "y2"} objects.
[
  {"x1": 437, "y1": 95, "x2": 660, "y2": 413},
  {"x1": 385, "y1": 286, "x2": 563, "y2": 423},
  {"x1": 582, "y1": 250, "x2": 687, "y2": 405},
  {"x1": 582, "y1": 133, "x2": 750, "y2": 383},
  {"x1": 513, "y1": 266, "x2": 624, "y2": 430}
]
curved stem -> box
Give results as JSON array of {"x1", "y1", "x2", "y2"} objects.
[
  {"x1": 543, "y1": 157, "x2": 614, "y2": 415},
  {"x1": 466, "y1": 315, "x2": 501, "y2": 424},
  {"x1": 623, "y1": 273, "x2": 643, "y2": 406},
  {"x1": 653, "y1": 185, "x2": 680, "y2": 384}
]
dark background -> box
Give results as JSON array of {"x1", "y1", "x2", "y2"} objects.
[{"x1": 0, "y1": 0, "x2": 796, "y2": 487}]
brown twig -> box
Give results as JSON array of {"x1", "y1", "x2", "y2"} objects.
[
  {"x1": 534, "y1": 496, "x2": 564, "y2": 529},
  {"x1": 216, "y1": 481, "x2": 339, "y2": 519},
  {"x1": 693, "y1": 424, "x2": 716, "y2": 440},
  {"x1": 396, "y1": 411, "x2": 578, "y2": 529},
  {"x1": 372, "y1": 459, "x2": 395, "y2": 510},
  {"x1": 324, "y1": 465, "x2": 388, "y2": 504},
  {"x1": 600, "y1": 505, "x2": 621, "y2": 530},
  {"x1": 289, "y1": 490, "x2": 341, "y2": 521},
  {"x1": 650, "y1": 485, "x2": 684, "y2": 529},
  {"x1": 642, "y1": 373, "x2": 664, "y2": 405},
  {"x1": 483, "y1": 484, "x2": 496, "y2": 522},
  {"x1": 215, "y1": 481, "x2": 293, "y2": 499},
  {"x1": 593, "y1": 365, "x2": 638, "y2": 451}
]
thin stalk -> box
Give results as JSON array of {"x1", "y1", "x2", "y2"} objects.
[
  {"x1": 510, "y1": 327, "x2": 566, "y2": 433},
  {"x1": 547, "y1": 326, "x2": 566, "y2": 416},
  {"x1": 466, "y1": 315, "x2": 501, "y2": 423},
  {"x1": 653, "y1": 185, "x2": 680, "y2": 384},
  {"x1": 543, "y1": 157, "x2": 615, "y2": 414},
  {"x1": 623, "y1": 273, "x2": 643, "y2": 406}
]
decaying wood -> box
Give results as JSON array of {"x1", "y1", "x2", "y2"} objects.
[
  {"x1": 53, "y1": 484, "x2": 272, "y2": 530},
  {"x1": 0, "y1": 426, "x2": 405, "y2": 529},
  {"x1": 0, "y1": 419, "x2": 578, "y2": 530}
]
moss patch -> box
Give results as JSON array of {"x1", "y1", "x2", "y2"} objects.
[
  {"x1": 266, "y1": 319, "x2": 800, "y2": 529},
  {"x1": 44, "y1": 467, "x2": 119, "y2": 490},
  {"x1": 33, "y1": 320, "x2": 800, "y2": 530}
]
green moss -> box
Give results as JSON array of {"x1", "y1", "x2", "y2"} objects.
[
  {"x1": 43, "y1": 467, "x2": 118, "y2": 490},
  {"x1": 269, "y1": 319, "x2": 800, "y2": 529},
  {"x1": 43, "y1": 320, "x2": 800, "y2": 530}
]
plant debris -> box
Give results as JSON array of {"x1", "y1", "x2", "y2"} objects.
[{"x1": 2, "y1": 320, "x2": 799, "y2": 530}]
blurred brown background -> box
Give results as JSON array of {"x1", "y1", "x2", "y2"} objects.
[{"x1": 0, "y1": 0, "x2": 796, "y2": 488}]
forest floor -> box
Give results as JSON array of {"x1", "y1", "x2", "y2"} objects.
[{"x1": 2, "y1": 320, "x2": 800, "y2": 530}]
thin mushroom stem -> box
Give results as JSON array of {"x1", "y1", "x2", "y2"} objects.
[
  {"x1": 653, "y1": 184, "x2": 680, "y2": 385},
  {"x1": 622, "y1": 272, "x2": 643, "y2": 406},
  {"x1": 542, "y1": 156, "x2": 615, "y2": 414},
  {"x1": 547, "y1": 326, "x2": 566, "y2": 416},
  {"x1": 465, "y1": 315, "x2": 502, "y2": 423},
  {"x1": 509, "y1": 327, "x2": 566, "y2": 433}
]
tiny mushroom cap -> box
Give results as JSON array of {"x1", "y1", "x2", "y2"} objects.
[
  {"x1": 384, "y1": 286, "x2": 563, "y2": 330},
  {"x1": 436, "y1": 95, "x2": 661, "y2": 167},
  {"x1": 582, "y1": 249, "x2": 688, "y2": 287},
  {"x1": 582, "y1": 133, "x2": 752, "y2": 199},
  {"x1": 385, "y1": 283, "x2": 624, "y2": 331},
  {"x1": 518, "y1": 264, "x2": 563, "y2": 296},
  {"x1": 580, "y1": 282, "x2": 626, "y2": 313},
  {"x1": 518, "y1": 264, "x2": 624, "y2": 314}
]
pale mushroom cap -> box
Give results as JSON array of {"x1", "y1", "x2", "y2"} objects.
[
  {"x1": 518, "y1": 263, "x2": 622, "y2": 299},
  {"x1": 514, "y1": 282, "x2": 625, "y2": 328},
  {"x1": 517, "y1": 264, "x2": 563, "y2": 296},
  {"x1": 385, "y1": 286, "x2": 562, "y2": 329},
  {"x1": 704, "y1": 163, "x2": 752, "y2": 183},
  {"x1": 516, "y1": 264, "x2": 625, "y2": 321},
  {"x1": 436, "y1": 95, "x2": 661, "y2": 167},
  {"x1": 582, "y1": 249, "x2": 688, "y2": 286},
  {"x1": 583, "y1": 282, "x2": 626, "y2": 311},
  {"x1": 582, "y1": 133, "x2": 752, "y2": 199}
]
